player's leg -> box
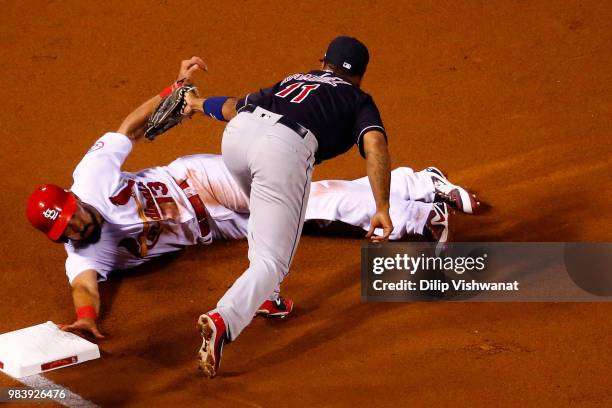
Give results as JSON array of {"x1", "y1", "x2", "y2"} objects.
[
  {"x1": 353, "y1": 167, "x2": 436, "y2": 202},
  {"x1": 390, "y1": 167, "x2": 436, "y2": 202},
  {"x1": 197, "y1": 113, "x2": 317, "y2": 378},
  {"x1": 165, "y1": 154, "x2": 251, "y2": 216},
  {"x1": 208, "y1": 215, "x2": 249, "y2": 241},
  {"x1": 349, "y1": 166, "x2": 479, "y2": 213},
  {"x1": 215, "y1": 120, "x2": 315, "y2": 339},
  {"x1": 307, "y1": 179, "x2": 376, "y2": 230},
  {"x1": 169, "y1": 152, "x2": 294, "y2": 317},
  {"x1": 306, "y1": 178, "x2": 434, "y2": 240},
  {"x1": 196, "y1": 114, "x2": 258, "y2": 378}
]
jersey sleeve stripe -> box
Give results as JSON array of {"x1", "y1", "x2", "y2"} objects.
[
  {"x1": 356, "y1": 125, "x2": 386, "y2": 146},
  {"x1": 356, "y1": 125, "x2": 386, "y2": 158}
]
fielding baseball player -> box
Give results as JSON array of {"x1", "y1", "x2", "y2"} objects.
[
  {"x1": 143, "y1": 38, "x2": 478, "y2": 378},
  {"x1": 164, "y1": 37, "x2": 394, "y2": 378}
]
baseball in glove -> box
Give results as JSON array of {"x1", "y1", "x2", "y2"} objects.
[{"x1": 145, "y1": 82, "x2": 199, "y2": 141}]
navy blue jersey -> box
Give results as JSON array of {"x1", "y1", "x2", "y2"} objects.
[{"x1": 235, "y1": 70, "x2": 386, "y2": 164}]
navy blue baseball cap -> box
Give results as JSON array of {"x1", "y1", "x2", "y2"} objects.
[{"x1": 321, "y1": 36, "x2": 370, "y2": 76}]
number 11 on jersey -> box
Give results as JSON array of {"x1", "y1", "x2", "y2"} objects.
[{"x1": 275, "y1": 82, "x2": 320, "y2": 103}]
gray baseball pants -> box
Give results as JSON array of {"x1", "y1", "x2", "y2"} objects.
[{"x1": 215, "y1": 106, "x2": 318, "y2": 340}]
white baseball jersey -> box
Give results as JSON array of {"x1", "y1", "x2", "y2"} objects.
[{"x1": 65, "y1": 133, "x2": 206, "y2": 283}]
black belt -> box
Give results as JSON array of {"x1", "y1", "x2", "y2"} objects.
[{"x1": 238, "y1": 104, "x2": 309, "y2": 139}]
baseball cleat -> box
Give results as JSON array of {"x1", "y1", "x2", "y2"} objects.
[
  {"x1": 425, "y1": 202, "x2": 450, "y2": 244},
  {"x1": 256, "y1": 297, "x2": 294, "y2": 318},
  {"x1": 425, "y1": 167, "x2": 480, "y2": 214},
  {"x1": 424, "y1": 166, "x2": 445, "y2": 178},
  {"x1": 425, "y1": 202, "x2": 451, "y2": 256},
  {"x1": 197, "y1": 312, "x2": 228, "y2": 379}
]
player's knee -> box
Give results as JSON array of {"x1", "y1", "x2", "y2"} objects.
[{"x1": 249, "y1": 255, "x2": 287, "y2": 281}]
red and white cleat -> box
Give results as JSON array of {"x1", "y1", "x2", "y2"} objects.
[
  {"x1": 256, "y1": 297, "x2": 294, "y2": 319},
  {"x1": 425, "y1": 167, "x2": 480, "y2": 214},
  {"x1": 425, "y1": 202, "x2": 450, "y2": 244},
  {"x1": 425, "y1": 202, "x2": 451, "y2": 256},
  {"x1": 197, "y1": 312, "x2": 227, "y2": 379}
]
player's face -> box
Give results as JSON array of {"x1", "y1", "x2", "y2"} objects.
[{"x1": 62, "y1": 201, "x2": 103, "y2": 244}]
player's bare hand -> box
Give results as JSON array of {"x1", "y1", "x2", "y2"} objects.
[
  {"x1": 58, "y1": 318, "x2": 106, "y2": 339},
  {"x1": 366, "y1": 209, "x2": 393, "y2": 242},
  {"x1": 183, "y1": 91, "x2": 200, "y2": 117},
  {"x1": 178, "y1": 56, "x2": 208, "y2": 82}
]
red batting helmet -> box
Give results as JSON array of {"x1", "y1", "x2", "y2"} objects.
[{"x1": 26, "y1": 184, "x2": 77, "y2": 241}]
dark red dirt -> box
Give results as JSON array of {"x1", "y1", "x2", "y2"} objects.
[{"x1": 0, "y1": 1, "x2": 610, "y2": 406}]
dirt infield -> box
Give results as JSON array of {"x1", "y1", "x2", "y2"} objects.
[{"x1": 1, "y1": 0, "x2": 611, "y2": 406}]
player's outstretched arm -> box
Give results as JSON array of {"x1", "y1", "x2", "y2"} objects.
[
  {"x1": 58, "y1": 270, "x2": 105, "y2": 339},
  {"x1": 117, "y1": 57, "x2": 208, "y2": 140},
  {"x1": 363, "y1": 130, "x2": 393, "y2": 242},
  {"x1": 184, "y1": 93, "x2": 238, "y2": 122},
  {"x1": 117, "y1": 95, "x2": 163, "y2": 140}
]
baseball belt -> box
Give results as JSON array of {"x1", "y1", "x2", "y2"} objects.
[
  {"x1": 178, "y1": 180, "x2": 210, "y2": 238},
  {"x1": 238, "y1": 104, "x2": 310, "y2": 139}
]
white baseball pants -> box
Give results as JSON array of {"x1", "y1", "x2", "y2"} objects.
[
  {"x1": 167, "y1": 154, "x2": 436, "y2": 244},
  {"x1": 305, "y1": 168, "x2": 435, "y2": 240}
]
